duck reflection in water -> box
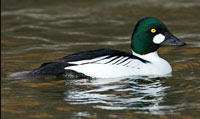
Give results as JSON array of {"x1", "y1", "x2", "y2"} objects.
[{"x1": 64, "y1": 77, "x2": 170, "y2": 115}]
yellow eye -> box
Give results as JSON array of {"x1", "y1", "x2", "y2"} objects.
[{"x1": 151, "y1": 28, "x2": 156, "y2": 33}]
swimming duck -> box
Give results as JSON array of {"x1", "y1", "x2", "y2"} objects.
[{"x1": 30, "y1": 17, "x2": 185, "y2": 79}]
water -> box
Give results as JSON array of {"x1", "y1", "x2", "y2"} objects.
[{"x1": 2, "y1": 0, "x2": 200, "y2": 119}]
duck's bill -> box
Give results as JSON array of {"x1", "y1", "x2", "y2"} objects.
[{"x1": 161, "y1": 32, "x2": 186, "y2": 46}]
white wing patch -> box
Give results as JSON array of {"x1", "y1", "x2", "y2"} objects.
[
  {"x1": 64, "y1": 56, "x2": 145, "y2": 78},
  {"x1": 65, "y1": 63, "x2": 142, "y2": 79}
]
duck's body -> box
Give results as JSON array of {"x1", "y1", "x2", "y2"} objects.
[
  {"x1": 64, "y1": 49, "x2": 171, "y2": 78},
  {"x1": 30, "y1": 17, "x2": 185, "y2": 79}
]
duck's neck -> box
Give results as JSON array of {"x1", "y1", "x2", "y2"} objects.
[{"x1": 132, "y1": 50, "x2": 162, "y2": 62}]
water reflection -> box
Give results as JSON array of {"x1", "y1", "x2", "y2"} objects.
[{"x1": 64, "y1": 78, "x2": 169, "y2": 114}]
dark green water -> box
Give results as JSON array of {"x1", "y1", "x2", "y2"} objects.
[{"x1": 2, "y1": 0, "x2": 200, "y2": 119}]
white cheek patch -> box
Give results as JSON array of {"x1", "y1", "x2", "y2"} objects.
[{"x1": 153, "y1": 34, "x2": 165, "y2": 44}]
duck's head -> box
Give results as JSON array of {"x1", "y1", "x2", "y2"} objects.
[{"x1": 131, "y1": 17, "x2": 185, "y2": 55}]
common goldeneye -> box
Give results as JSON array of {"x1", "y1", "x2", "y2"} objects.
[{"x1": 30, "y1": 17, "x2": 185, "y2": 79}]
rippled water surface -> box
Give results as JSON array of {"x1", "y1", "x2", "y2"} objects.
[{"x1": 2, "y1": 0, "x2": 200, "y2": 119}]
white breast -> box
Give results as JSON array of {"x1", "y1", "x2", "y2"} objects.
[
  {"x1": 131, "y1": 51, "x2": 172, "y2": 76},
  {"x1": 65, "y1": 63, "x2": 142, "y2": 79}
]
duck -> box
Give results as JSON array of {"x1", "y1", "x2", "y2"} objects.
[{"x1": 30, "y1": 17, "x2": 185, "y2": 79}]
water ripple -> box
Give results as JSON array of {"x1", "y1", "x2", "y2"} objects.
[
  {"x1": 4, "y1": 25, "x2": 50, "y2": 32},
  {"x1": 178, "y1": 33, "x2": 200, "y2": 39},
  {"x1": 14, "y1": 36, "x2": 51, "y2": 42},
  {"x1": 2, "y1": 9, "x2": 89, "y2": 21}
]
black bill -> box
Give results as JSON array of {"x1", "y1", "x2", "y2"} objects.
[{"x1": 161, "y1": 32, "x2": 186, "y2": 46}]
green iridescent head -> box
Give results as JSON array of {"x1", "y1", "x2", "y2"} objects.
[{"x1": 131, "y1": 17, "x2": 185, "y2": 55}]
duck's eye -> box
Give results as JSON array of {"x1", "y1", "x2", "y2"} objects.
[{"x1": 151, "y1": 28, "x2": 156, "y2": 33}]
